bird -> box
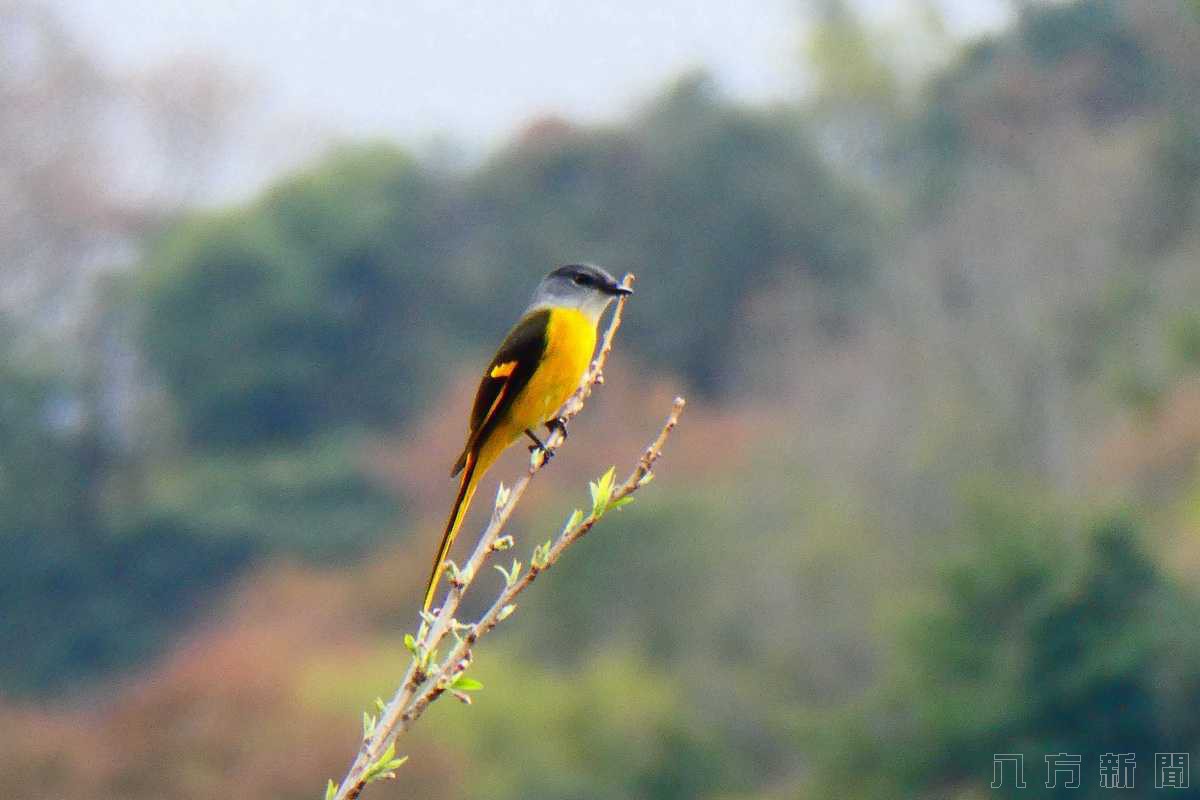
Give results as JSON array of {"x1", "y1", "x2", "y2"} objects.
[{"x1": 422, "y1": 264, "x2": 633, "y2": 612}]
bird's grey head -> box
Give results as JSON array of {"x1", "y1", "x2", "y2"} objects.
[{"x1": 528, "y1": 263, "x2": 632, "y2": 323}]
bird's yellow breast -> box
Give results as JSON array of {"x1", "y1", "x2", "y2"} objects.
[{"x1": 510, "y1": 307, "x2": 596, "y2": 428}]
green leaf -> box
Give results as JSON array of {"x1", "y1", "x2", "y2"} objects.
[
  {"x1": 451, "y1": 675, "x2": 484, "y2": 691},
  {"x1": 374, "y1": 697, "x2": 386, "y2": 713},
  {"x1": 601, "y1": 465, "x2": 616, "y2": 490},
  {"x1": 403, "y1": 633, "x2": 417, "y2": 653},
  {"x1": 364, "y1": 742, "x2": 405, "y2": 784},
  {"x1": 531, "y1": 539, "x2": 552, "y2": 569},
  {"x1": 493, "y1": 560, "x2": 521, "y2": 587},
  {"x1": 563, "y1": 508, "x2": 585, "y2": 534},
  {"x1": 609, "y1": 496, "x2": 635, "y2": 511},
  {"x1": 589, "y1": 466, "x2": 616, "y2": 515},
  {"x1": 325, "y1": 779, "x2": 337, "y2": 800},
  {"x1": 362, "y1": 711, "x2": 376, "y2": 739}
]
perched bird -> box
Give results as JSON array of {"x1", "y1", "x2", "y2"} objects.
[{"x1": 423, "y1": 264, "x2": 633, "y2": 611}]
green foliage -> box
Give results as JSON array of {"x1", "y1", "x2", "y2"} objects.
[
  {"x1": 140, "y1": 210, "x2": 317, "y2": 444},
  {"x1": 809, "y1": 495, "x2": 1200, "y2": 798},
  {"x1": 494, "y1": 560, "x2": 521, "y2": 589},
  {"x1": 136, "y1": 434, "x2": 396, "y2": 560},
  {"x1": 139, "y1": 144, "x2": 449, "y2": 447},
  {"x1": 0, "y1": 514, "x2": 254, "y2": 696},
  {"x1": 588, "y1": 466, "x2": 617, "y2": 516},
  {"x1": 805, "y1": 0, "x2": 899, "y2": 107},
  {"x1": 488, "y1": 465, "x2": 889, "y2": 789},
  {"x1": 450, "y1": 675, "x2": 483, "y2": 692},
  {"x1": 0, "y1": 337, "x2": 255, "y2": 694},
  {"x1": 1129, "y1": 115, "x2": 1200, "y2": 254},
  {"x1": 530, "y1": 539, "x2": 552, "y2": 570},
  {"x1": 361, "y1": 742, "x2": 408, "y2": 785},
  {"x1": 427, "y1": 647, "x2": 731, "y2": 800},
  {"x1": 1169, "y1": 311, "x2": 1200, "y2": 369},
  {"x1": 625, "y1": 76, "x2": 878, "y2": 387},
  {"x1": 0, "y1": 349, "x2": 90, "y2": 535},
  {"x1": 137, "y1": 83, "x2": 877, "y2": 425},
  {"x1": 1020, "y1": 0, "x2": 1159, "y2": 119}
]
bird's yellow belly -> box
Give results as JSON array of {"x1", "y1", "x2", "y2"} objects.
[{"x1": 509, "y1": 308, "x2": 596, "y2": 430}]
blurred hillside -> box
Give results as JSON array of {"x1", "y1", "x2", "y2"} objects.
[{"x1": 3, "y1": 1, "x2": 1200, "y2": 798}]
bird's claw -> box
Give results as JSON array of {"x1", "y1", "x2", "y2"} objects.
[
  {"x1": 528, "y1": 442, "x2": 554, "y2": 463},
  {"x1": 525, "y1": 428, "x2": 554, "y2": 464},
  {"x1": 547, "y1": 416, "x2": 568, "y2": 441}
]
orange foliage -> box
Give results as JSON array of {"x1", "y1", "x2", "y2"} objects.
[
  {"x1": 0, "y1": 563, "x2": 460, "y2": 799},
  {"x1": 1092, "y1": 377, "x2": 1200, "y2": 494}
]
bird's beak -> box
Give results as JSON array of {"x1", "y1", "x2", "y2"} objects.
[{"x1": 608, "y1": 281, "x2": 634, "y2": 296}]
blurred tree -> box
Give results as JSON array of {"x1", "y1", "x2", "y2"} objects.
[
  {"x1": 632, "y1": 75, "x2": 876, "y2": 390},
  {"x1": 0, "y1": 328, "x2": 254, "y2": 694},
  {"x1": 899, "y1": 0, "x2": 1164, "y2": 214},
  {"x1": 805, "y1": 0, "x2": 899, "y2": 109},
  {"x1": 810, "y1": 494, "x2": 1200, "y2": 798},
  {"x1": 1018, "y1": 0, "x2": 1155, "y2": 103},
  {"x1": 0, "y1": 2, "x2": 121, "y2": 326},
  {"x1": 138, "y1": 145, "x2": 448, "y2": 445},
  {"x1": 429, "y1": 648, "x2": 729, "y2": 800},
  {"x1": 0, "y1": 4, "x2": 262, "y2": 696},
  {"x1": 0, "y1": 2, "x2": 244, "y2": 333},
  {"x1": 138, "y1": 74, "x2": 877, "y2": 419},
  {"x1": 137, "y1": 436, "x2": 395, "y2": 560},
  {"x1": 122, "y1": 53, "x2": 247, "y2": 209},
  {"x1": 461, "y1": 73, "x2": 877, "y2": 394}
]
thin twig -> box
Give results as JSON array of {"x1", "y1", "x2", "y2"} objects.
[
  {"x1": 391, "y1": 398, "x2": 684, "y2": 737},
  {"x1": 330, "y1": 274, "x2": 686, "y2": 800}
]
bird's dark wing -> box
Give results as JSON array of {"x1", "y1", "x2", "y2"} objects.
[{"x1": 450, "y1": 308, "x2": 550, "y2": 476}]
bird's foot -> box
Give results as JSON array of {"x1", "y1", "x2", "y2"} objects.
[
  {"x1": 526, "y1": 429, "x2": 554, "y2": 464},
  {"x1": 546, "y1": 416, "x2": 568, "y2": 441}
]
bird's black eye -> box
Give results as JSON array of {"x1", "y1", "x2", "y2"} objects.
[{"x1": 573, "y1": 274, "x2": 587, "y2": 286}]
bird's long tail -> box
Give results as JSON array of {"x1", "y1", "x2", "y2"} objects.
[{"x1": 423, "y1": 451, "x2": 480, "y2": 612}]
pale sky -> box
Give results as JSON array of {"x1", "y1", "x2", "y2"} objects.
[{"x1": 52, "y1": 0, "x2": 1008, "y2": 199}]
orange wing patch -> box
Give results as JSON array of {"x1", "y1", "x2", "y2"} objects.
[{"x1": 490, "y1": 361, "x2": 518, "y2": 378}]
